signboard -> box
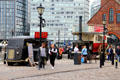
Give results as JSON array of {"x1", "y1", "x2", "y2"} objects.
[
  {"x1": 88, "y1": 26, "x2": 103, "y2": 33},
  {"x1": 94, "y1": 26, "x2": 103, "y2": 32},
  {"x1": 88, "y1": 26, "x2": 94, "y2": 32},
  {"x1": 28, "y1": 43, "x2": 34, "y2": 67},
  {"x1": 35, "y1": 32, "x2": 48, "y2": 39}
]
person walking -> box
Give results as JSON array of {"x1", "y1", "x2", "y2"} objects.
[
  {"x1": 73, "y1": 44, "x2": 81, "y2": 64},
  {"x1": 38, "y1": 42, "x2": 47, "y2": 70},
  {"x1": 74, "y1": 44, "x2": 79, "y2": 53},
  {"x1": 49, "y1": 44, "x2": 57, "y2": 69},
  {"x1": 81, "y1": 45, "x2": 88, "y2": 63},
  {"x1": 67, "y1": 46, "x2": 72, "y2": 59},
  {"x1": 99, "y1": 45, "x2": 104, "y2": 68},
  {"x1": 58, "y1": 47, "x2": 63, "y2": 59},
  {"x1": 107, "y1": 45, "x2": 114, "y2": 65},
  {"x1": 116, "y1": 46, "x2": 120, "y2": 62}
]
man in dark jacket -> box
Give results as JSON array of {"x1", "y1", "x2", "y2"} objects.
[
  {"x1": 107, "y1": 45, "x2": 114, "y2": 65},
  {"x1": 116, "y1": 46, "x2": 120, "y2": 62},
  {"x1": 116, "y1": 46, "x2": 120, "y2": 56},
  {"x1": 38, "y1": 42, "x2": 48, "y2": 70}
]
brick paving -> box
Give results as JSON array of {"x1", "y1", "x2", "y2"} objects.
[{"x1": 0, "y1": 58, "x2": 120, "y2": 80}]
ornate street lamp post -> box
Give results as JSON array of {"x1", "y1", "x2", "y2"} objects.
[
  {"x1": 103, "y1": 20, "x2": 106, "y2": 64},
  {"x1": 100, "y1": 20, "x2": 106, "y2": 68},
  {"x1": 37, "y1": 4, "x2": 45, "y2": 46}
]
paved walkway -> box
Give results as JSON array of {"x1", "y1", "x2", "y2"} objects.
[{"x1": 0, "y1": 59, "x2": 120, "y2": 80}]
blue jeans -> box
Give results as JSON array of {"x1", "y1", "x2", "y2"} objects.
[
  {"x1": 107, "y1": 54, "x2": 111, "y2": 61},
  {"x1": 116, "y1": 55, "x2": 120, "y2": 62}
]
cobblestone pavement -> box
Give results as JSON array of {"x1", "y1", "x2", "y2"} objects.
[{"x1": 0, "y1": 58, "x2": 120, "y2": 80}]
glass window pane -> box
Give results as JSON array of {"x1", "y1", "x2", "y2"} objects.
[
  {"x1": 109, "y1": 8, "x2": 114, "y2": 22},
  {"x1": 117, "y1": 13, "x2": 120, "y2": 22}
]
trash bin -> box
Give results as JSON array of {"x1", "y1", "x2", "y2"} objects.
[{"x1": 74, "y1": 53, "x2": 81, "y2": 65}]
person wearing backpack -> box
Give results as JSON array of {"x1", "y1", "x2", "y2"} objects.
[
  {"x1": 49, "y1": 44, "x2": 57, "y2": 69},
  {"x1": 81, "y1": 45, "x2": 88, "y2": 63}
]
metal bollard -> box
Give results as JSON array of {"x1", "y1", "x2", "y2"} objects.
[
  {"x1": 115, "y1": 56, "x2": 118, "y2": 69},
  {"x1": 100, "y1": 53, "x2": 104, "y2": 68}
]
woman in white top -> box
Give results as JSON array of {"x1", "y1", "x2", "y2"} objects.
[
  {"x1": 49, "y1": 44, "x2": 57, "y2": 69},
  {"x1": 74, "y1": 44, "x2": 79, "y2": 53}
]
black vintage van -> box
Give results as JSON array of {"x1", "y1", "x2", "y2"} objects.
[{"x1": 5, "y1": 37, "x2": 48, "y2": 66}]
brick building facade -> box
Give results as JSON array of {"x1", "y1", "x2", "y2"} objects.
[{"x1": 88, "y1": 0, "x2": 120, "y2": 39}]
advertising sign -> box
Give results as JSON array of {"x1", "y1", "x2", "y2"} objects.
[
  {"x1": 28, "y1": 43, "x2": 34, "y2": 66},
  {"x1": 94, "y1": 26, "x2": 103, "y2": 32},
  {"x1": 35, "y1": 32, "x2": 48, "y2": 39}
]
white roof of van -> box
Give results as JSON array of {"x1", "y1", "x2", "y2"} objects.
[{"x1": 8, "y1": 36, "x2": 34, "y2": 39}]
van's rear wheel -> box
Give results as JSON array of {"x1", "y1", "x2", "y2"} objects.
[{"x1": 7, "y1": 62, "x2": 14, "y2": 66}]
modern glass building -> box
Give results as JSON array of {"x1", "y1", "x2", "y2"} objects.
[
  {"x1": 90, "y1": 0, "x2": 101, "y2": 18},
  {"x1": 0, "y1": 0, "x2": 30, "y2": 39},
  {"x1": 31, "y1": 0, "x2": 89, "y2": 43}
]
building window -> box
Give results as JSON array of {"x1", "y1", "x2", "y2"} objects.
[
  {"x1": 109, "y1": 8, "x2": 114, "y2": 23},
  {"x1": 50, "y1": 8, "x2": 54, "y2": 10},
  {"x1": 116, "y1": 13, "x2": 120, "y2": 23},
  {"x1": 51, "y1": 4, "x2": 54, "y2": 6},
  {"x1": 52, "y1": 12, "x2": 54, "y2": 14},
  {"x1": 102, "y1": 14, "x2": 106, "y2": 21},
  {"x1": 51, "y1": 0, "x2": 54, "y2": 2}
]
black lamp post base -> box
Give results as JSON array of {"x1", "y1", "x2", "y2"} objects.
[{"x1": 100, "y1": 53, "x2": 105, "y2": 68}]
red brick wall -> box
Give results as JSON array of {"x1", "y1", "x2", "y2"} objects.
[
  {"x1": 88, "y1": 0, "x2": 120, "y2": 39},
  {"x1": 101, "y1": 0, "x2": 110, "y2": 7}
]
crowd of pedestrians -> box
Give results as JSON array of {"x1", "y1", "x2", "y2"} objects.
[
  {"x1": 99, "y1": 44, "x2": 120, "y2": 66},
  {"x1": 38, "y1": 41, "x2": 120, "y2": 70},
  {"x1": 106, "y1": 45, "x2": 120, "y2": 65}
]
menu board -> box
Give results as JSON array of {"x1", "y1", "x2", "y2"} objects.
[{"x1": 28, "y1": 43, "x2": 35, "y2": 67}]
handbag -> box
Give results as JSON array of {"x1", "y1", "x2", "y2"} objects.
[{"x1": 81, "y1": 57, "x2": 84, "y2": 63}]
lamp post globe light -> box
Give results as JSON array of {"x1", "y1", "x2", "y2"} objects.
[
  {"x1": 37, "y1": 4, "x2": 45, "y2": 46},
  {"x1": 37, "y1": 4, "x2": 45, "y2": 15}
]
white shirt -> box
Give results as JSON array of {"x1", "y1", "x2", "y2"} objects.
[
  {"x1": 74, "y1": 47, "x2": 79, "y2": 53},
  {"x1": 40, "y1": 47, "x2": 46, "y2": 57},
  {"x1": 109, "y1": 48, "x2": 111, "y2": 53},
  {"x1": 49, "y1": 48, "x2": 57, "y2": 54}
]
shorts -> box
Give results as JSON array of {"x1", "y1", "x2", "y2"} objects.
[{"x1": 83, "y1": 55, "x2": 87, "y2": 57}]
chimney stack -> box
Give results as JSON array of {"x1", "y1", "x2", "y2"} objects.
[{"x1": 79, "y1": 16, "x2": 82, "y2": 41}]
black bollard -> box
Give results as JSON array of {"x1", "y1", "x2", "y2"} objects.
[
  {"x1": 115, "y1": 56, "x2": 118, "y2": 68},
  {"x1": 3, "y1": 52, "x2": 6, "y2": 64},
  {"x1": 100, "y1": 53, "x2": 103, "y2": 68}
]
